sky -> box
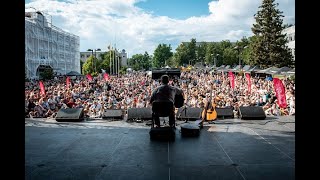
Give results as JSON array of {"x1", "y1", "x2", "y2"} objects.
[{"x1": 25, "y1": 0, "x2": 295, "y2": 57}]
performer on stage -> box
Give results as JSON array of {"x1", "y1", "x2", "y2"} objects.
[{"x1": 150, "y1": 75, "x2": 184, "y2": 128}]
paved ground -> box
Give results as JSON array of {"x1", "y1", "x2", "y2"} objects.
[{"x1": 25, "y1": 116, "x2": 295, "y2": 180}]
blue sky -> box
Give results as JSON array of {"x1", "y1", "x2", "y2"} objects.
[
  {"x1": 25, "y1": 0, "x2": 295, "y2": 57},
  {"x1": 136, "y1": 0, "x2": 212, "y2": 19}
]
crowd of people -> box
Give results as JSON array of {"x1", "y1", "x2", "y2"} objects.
[{"x1": 25, "y1": 69, "x2": 295, "y2": 119}]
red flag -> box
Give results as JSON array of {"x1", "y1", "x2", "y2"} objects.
[
  {"x1": 39, "y1": 81, "x2": 46, "y2": 96},
  {"x1": 86, "y1": 74, "x2": 93, "y2": 81},
  {"x1": 228, "y1": 71, "x2": 235, "y2": 89},
  {"x1": 66, "y1": 77, "x2": 70, "y2": 89},
  {"x1": 245, "y1": 73, "x2": 251, "y2": 93},
  {"x1": 103, "y1": 73, "x2": 110, "y2": 81},
  {"x1": 273, "y1": 78, "x2": 287, "y2": 109}
]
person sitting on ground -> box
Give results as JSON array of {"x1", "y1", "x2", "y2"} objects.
[{"x1": 150, "y1": 75, "x2": 184, "y2": 128}]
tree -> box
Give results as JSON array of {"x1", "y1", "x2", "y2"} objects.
[
  {"x1": 152, "y1": 44, "x2": 173, "y2": 68},
  {"x1": 196, "y1": 41, "x2": 207, "y2": 65},
  {"x1": 39, "y1": 68, "x2": 53, "y2": 80},
  {"x1": 222, "y1": 48, "x2": 238, "y2": 65},
  {"x1": 98, "y1": 52, "x2": 111, "y2": 73},
  {"x1": 251, "y1": 0, "x2": 293, "y2": 68},
  {"x1": 142, "y1": 51, "x2": 152, "y2": 70},
  {"x1": 187, "y1": 38, "x2": 197, "y2": 65},
  {"x1": 82, "y1": 55, "x2": 95, "y2": 75},
  {"x1": 173, "y1": 43, "x2": 189, "y2": 66}
]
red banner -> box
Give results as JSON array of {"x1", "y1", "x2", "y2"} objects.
[
  {"x1": 39, "y1": 81, "x2": 46, "y2": 96},
  {"x1": 245, "y1": 73, "x2": 251, "y2": 93},
  {"x1": 66, "y1": 77, "x2": 70, "y2": 89},
  {"x1": 103, "y1": 73, "x2": 110, "y2": 81},
  {"x1": 86, "y1": 74, "x2": 93, "y2": 81},
  {"x1": 273, "y1": 78, "x2": 287, "y2": 109},
  {"x1": 228, "y1": 71, "x2": 235, "y2": 89}
]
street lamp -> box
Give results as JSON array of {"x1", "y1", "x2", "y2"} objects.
[
  {"x1": 87, "y1": 49, "x2": 94, "y2": 72},
  {"x1": 94, "y1": 48, "x2": 101, "y2": 73},
  {"x1": 234, "y1": 46, "x2": 248, "y2": 68},
  {"x1": 234, "y1": 46, "x2": 241, "y2": 68},
  {"x1": 87, "y1": 48, "x2": 101, "y2": 73},
  {"x1": 216, "y1": 54, "x2": 219, "y2": 67}
]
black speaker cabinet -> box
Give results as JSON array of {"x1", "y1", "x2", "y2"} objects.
[
  {"x1": 102, "y1": 109, "x2": 123, "y2": 120},
  {"x1": 149, "y1": 127, "x2": 175, "y2": 141},
  {"x1": 180, "y1": 123, "x2": 200, "y2": 137},
  {"x1": 239, "y1": 106, "x2": 266, "y2": 120},
  {"x1": 127, "y1": 108, "x2": 152, "y2": 121},
  {"x1": 55, "y1": 108, "x2": 84, "y2": 122},
  {"x1": 176, "y1": 107, "x2": 202, "y2": 121},
  {"x1": 216, "y1": 107, "x2": 234, "y2": 119}
]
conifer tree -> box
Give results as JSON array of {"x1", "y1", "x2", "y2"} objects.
[{"x1": 251, "y1": 0, "x2": 293, "y2": 68}]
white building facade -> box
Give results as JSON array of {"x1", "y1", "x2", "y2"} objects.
[
  {"x1": 25, "y1": 11, "x2": 80, "y2": 79},
  {"x1": 283, "y1": 25, "x2": 295, "y2": 61}
]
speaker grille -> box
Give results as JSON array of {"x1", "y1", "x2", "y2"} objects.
[
  {"x1": 176, "y1": 107, "x2": 202, "y2": 120},
  {"x1": 55, "y1": 108, "x2": 84, "y2": 122},
  {"x1": 127, "y1": 108, "x2": 152, "y2": 120},
  {"x1": 239, "y1": 106, "x2": 266, "y2": 120},
  {"x1": 102, "y1": 110, "x2": 123, "y2": 120}
]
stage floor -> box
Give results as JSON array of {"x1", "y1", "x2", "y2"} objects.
[{"x1": 25, "y1": 116, "x2": 295, "y2": 180}]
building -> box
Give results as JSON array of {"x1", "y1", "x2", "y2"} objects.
[
  {"x1": 25, "y1": 10, "x2": 80, "y2": 79},
  {"x1": 80, "y1": 51, "x2": 104, "y2": 62},
  {"x1": 80, "y1": 49, "x2": 128, "y2": 73},
  {"x1": 282, "y1": 25, "x2": 295, "y2": 61}
]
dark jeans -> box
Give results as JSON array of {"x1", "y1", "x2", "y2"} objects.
[{"x1": 153, "y1": 110, "x2": 175, "y2": 127}]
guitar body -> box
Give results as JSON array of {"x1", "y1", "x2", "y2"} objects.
[
  {"x1": 201, "y1": 102, "x2": 217, "y2": 122},
  {"x1": 206, "y1": 103, "x2": 217, "y2": 121},
  {"x1": 201, "y1": 88, "x2": 218, "y2": 124}
]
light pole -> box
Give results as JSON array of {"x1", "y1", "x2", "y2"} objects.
[
  {"x1": 94, "y1": 48, "x2": 101, "y2": 73},
  {"x1": 87, "y1": 49, "x2": 94, "y2": 72},
  {"x1": 216, "y1": 54, "x2": 219, "y2": 67},
  {"x1": 234, "y1": 46, "x2": 248, "y2": 69},
  {"x1": 234, "y1": 46, "x2": 240, "y2": 67}
]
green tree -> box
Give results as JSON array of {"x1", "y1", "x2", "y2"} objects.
[
  {"x1": 222, "y1": 47, "x2": 238, "y2": 65},
  {"x1": 39, "y1": 68, "x2": 53, "y2": 80},
  {"x1": 196, "y1": 41, "x2": 207, "y2": 65},
  {"x1": 173, "y1": 43, "x2": 189, "y2": 66},
  {"x1": 142, "y1": 51, "x2": 152, "y2": 70},
  {"x1": 187, "y1": 38, "x2": 197, "y2": 65},
  {"x1": 128, "y1": 54, "x2": 144, "y2": 70},
  {"x1": 152, "y1": 44, "x2": 173, "y2": 68},
  {"x1": 98, "y1": 51, "x2": 111, "y2": 73},
  {"x1": 251, "y1": 0, "x2": 293, "y2": 68},
  {"x1": 82, "y1": 55, "x2": 95, "y2": 75}
]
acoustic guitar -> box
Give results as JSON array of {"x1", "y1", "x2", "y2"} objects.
[{"x1": 201, "y1": 90, "x2": 217, "y2": 124}]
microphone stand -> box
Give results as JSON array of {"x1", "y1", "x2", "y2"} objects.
[{"x1": 178, "y1": 79, "x2": 190, "y2": 123}]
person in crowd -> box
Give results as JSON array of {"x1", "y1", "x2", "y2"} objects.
[{"x1": 25, "y1": 70, "x2": 295, "y2": 120}]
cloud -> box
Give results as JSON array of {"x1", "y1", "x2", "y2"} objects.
[{"x1": 25, "y1": 0, "x2": 295, "y2": 56}]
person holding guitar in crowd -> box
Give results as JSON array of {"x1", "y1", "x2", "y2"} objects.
[{"x1": 150, "y1": 75, "x2": 184, "y2": 128}]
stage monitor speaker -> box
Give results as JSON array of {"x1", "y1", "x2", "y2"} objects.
[
  {"x1": 176, "y1": 107, "x2": 202, "y2": 121},
  {"x1": 127, "y1": 108, "x2": 152, "y2": 121},
  {"x1": 102, "y1": 109, "x2": 123, "y2": 120},
  {"x1": 216, "y1": 107, "x2": 234, "y2": 119},
  {"x1": 149, "y1": 127, "x2": 175, "y2": 141},
  {"x1": 55, "y1": 108, "x2": 84, "y2": 122},
  {"x1": 239, "y1": 106, "x2": 266, "y2": 120}
]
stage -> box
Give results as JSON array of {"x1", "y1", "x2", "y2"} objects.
[{"x1": 25, "y1": 116, "x2": 295, "y2": 180}]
